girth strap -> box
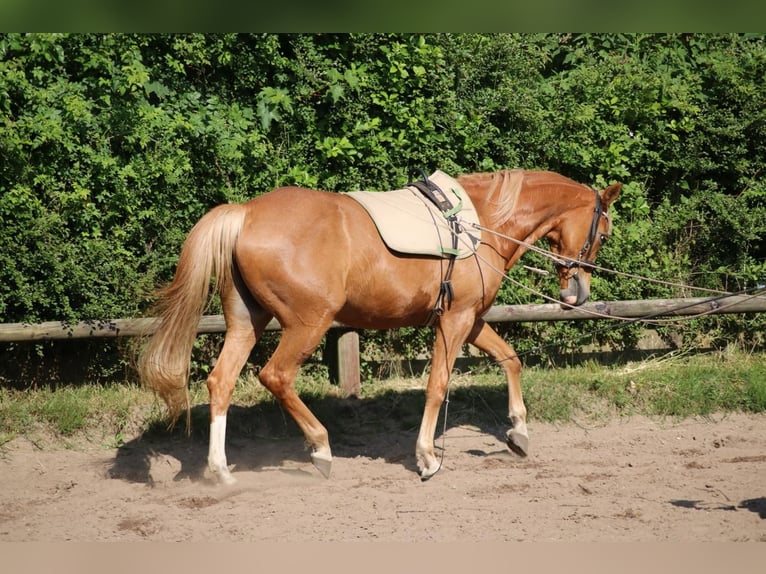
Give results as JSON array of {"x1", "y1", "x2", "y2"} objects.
[{"x1": 408, "y1": 169, "x2": 462, "y2": 326}]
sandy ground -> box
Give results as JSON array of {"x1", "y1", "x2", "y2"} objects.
[{"x1": 1, "y1": 392, "x2": 764, "y2": 543}]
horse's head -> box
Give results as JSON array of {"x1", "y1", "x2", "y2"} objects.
[{"x1": 547, "y1": 182, "x2": 621, "y2": 308}]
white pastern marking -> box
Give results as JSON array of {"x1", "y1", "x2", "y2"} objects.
[{"x1": 208, "y1": 414, "x2": 228, "y2": 471}]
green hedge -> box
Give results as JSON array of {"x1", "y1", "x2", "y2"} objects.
[{"x1": 1, "y1": 33, "x2": 764, "y2": 383}]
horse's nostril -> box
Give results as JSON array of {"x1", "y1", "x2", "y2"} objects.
[{"x1": 560, "y1": 273, "x2": 590, "y2": 307}]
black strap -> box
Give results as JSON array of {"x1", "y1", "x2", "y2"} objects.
[
  {"x1": 408, "y1": 169, "x2": 461, "y2": 327},
  {"x1": 408, "y1": 169, "x2": 456, "y2": 214},
  {"x1": 554, "y1": 188, "x2": 603, "y2": 272},
  {"x1": 578, "y1": 189, "x2": 604, "y2": 267}
]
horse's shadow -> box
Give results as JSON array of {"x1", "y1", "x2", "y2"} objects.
[
  {"x1": 107, "y1": 384, "x2": 511, "y2": 485},
  {"x1": 670, "y1": 497, "x2": 766, "y2": 520}
]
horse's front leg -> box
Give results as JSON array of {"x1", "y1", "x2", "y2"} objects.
[
  {"x1": 467, "y1": 319, "x2": 528, "y2": 457},
  {"x1": 416, "y1": 314, "x2": 474, "y2": 480}
]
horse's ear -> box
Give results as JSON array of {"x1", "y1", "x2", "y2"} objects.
[{"x1": 600, "y1": 182, "x2": 622, "y2": 207}]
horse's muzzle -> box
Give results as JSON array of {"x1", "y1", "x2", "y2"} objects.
[{"x1": 560, "y1": 272, "x2": 590, "y2": 308}]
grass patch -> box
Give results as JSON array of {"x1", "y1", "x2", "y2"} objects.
[
  {"x1": 1, "y1": 349, "x2": 764, "y2": 449},
  {"x1": 522, "y1": 349, "x2": 766, "y2": 422},
  {"x1": 438, "y1": 349, "x2": 766, "y2": 426},
  {"x1": 0, "y1": 383, "x2": 162, "y2": 448}
]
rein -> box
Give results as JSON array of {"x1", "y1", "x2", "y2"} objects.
[
  {"x1": 467, "y1": 221, "x2": 766, "y2": 324},
  {"x1": 470, "y1": 222, "x2": 734, "y2": 296}
]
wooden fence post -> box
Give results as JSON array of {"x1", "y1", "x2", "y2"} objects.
[
  {"x1": 337, "y1": 330, "x2": 361, "y2": 397},
  {"x1": 325, "y1": 329, "x2": 361, "y2": 397}
]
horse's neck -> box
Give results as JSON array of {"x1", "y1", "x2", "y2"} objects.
[
  {"x1": 507, "y1": 189, "x2": 558, "y2": 242},
  {"x1": 497, "y1": 192, "x2": 555, "y2": 268},
  {"x1": 470, "y1": 175, "x2": 563, "y2": 267}
]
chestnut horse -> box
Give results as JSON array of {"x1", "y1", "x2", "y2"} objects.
[{"x1": 138, "y1": 170, "x2": 621, "y2": 483}]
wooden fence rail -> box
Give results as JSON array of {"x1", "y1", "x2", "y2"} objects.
[
  {"x1": 1, "y1": 295, "x2": 764, "y2": 342},
  {"x1": 1, "y1": 294, "x2": 764, "y2": 395}
]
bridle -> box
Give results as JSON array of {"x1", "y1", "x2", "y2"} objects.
[{"x1": 553, "y1": 188, "x2": 609, "y2": 274}]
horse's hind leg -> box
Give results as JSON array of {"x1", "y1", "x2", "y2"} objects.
[
  {"x1": 467, "y1": 319, "x2": 529, "y2": 458},
  {"x1": 206, "y1": 284, "x2": 272, "y2": 485},
  {"x1": 257, "y1": 324, "x2": 334, "y2": 478}
]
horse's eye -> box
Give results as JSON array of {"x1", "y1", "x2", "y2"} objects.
[{"x1": 599, "y1": 234, "x2": 609, "y2": 245}]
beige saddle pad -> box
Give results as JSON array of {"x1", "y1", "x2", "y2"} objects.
[{"x1": 344, "y1": 170, "x2": 481, "y2": 259}]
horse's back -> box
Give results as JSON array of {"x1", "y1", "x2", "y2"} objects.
[
  {"x1": 237, "y1": 185, "x2": 360, "y2": 269},
  {"x1": 239, "y1": 185, "x2": 356, "y2": 237},
  {"x1": 234, "y1": 185, "x2": 442, "y2": 328}
]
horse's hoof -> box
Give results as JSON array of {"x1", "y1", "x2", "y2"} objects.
[
  {"x1": 506, "y1": 429, "x2": 529, "y2": 458},
  {"x1": 311, "y1": 451, "x2": 332, "y2": 479},
  {"x1": 418, "y1": 460, "x2": 441, "y2": 481},
  {"x1": 210, "y1": 466, "x2": 237, "y2": 486},
  {"x1": 219, "y1": 472, "x2": 237, "y2": 486}
]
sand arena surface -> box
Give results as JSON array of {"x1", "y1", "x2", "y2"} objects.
[{"x1": 1, "y1": 407, "x2": 764, "y2": 542}]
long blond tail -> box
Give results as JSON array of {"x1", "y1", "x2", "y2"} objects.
[{"x1": 138, "y1": 203, "x2": 247, "y2": 427}]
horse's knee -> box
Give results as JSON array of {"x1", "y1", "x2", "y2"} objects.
[{"x1": 425, "y1": 377, "x2": 450, "y2": 405}]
